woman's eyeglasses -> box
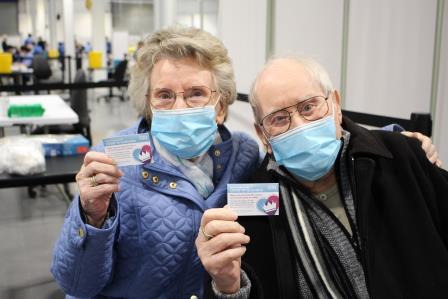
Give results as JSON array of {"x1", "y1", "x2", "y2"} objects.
[{"x1": 149, "y1": 86, "x2": 217, "y2": 110}]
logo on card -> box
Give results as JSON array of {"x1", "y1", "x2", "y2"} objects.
[
  {"x1": 256, "y1": 195, "x2": 279, "y2": 215},
  {"x1": 133, "y1": 144, "x2": 152, "y2": 163}
]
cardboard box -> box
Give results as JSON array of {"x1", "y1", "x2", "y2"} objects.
[
  {"x1": 31, "y1": 134, "x2": 90, "y2": 157},
  {"x1": 62, "y1": 135, "x2": 90, "y2": 156}
]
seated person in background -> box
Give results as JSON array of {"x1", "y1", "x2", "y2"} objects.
[
  {"x1": 19, "y1": 45, "x2": 33, "y2": 67},
  {"x1": 37, "y1": 36, "x2": 47, "y2": 52},
  {"x1": 50, "y1": 26, "x2": 260, "y2": 299},
  {"x1": 196, "y1": 57, "x2": 448, "y2": 298},
  {"x1": 4, "y1": 45, "x2": 20, "y2": 62},
  {"x1": 32, "y1": 42, "x2": 44, "y2": 56}
]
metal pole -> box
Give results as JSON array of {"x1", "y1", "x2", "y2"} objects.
[
  {"x1": 68, "y1": 55, "x2": 72, "y2": 84},
  {"x1": 430, "y1": 0, "x2": 445, "y2": 120},
  {"x1": 265, "y1": 0, "x2": 275, "y2": 60},
  {"x1": 199, "y1": 0, "x2": 204, "y2": 30},
  {"x1": 340, "y1": 0, "x2": 350, "y2": 107}
]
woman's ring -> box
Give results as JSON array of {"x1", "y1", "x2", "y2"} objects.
[
  {"x1": 200, "y1": 226, "x2": 214, "y2": 241},
  {"x1": 90, "y1": 175, "x2": 98, "y2": 187}
]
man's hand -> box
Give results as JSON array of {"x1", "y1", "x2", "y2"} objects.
[
  {"x1": 76, "y1": 151, "x2": 123, "y2": 227},
  {"x1": 195, "y1": 207, "x2": 250, "y2": 294},
  {"x1": 401, "y1": 131, "x2": 443, "y2": 167}
]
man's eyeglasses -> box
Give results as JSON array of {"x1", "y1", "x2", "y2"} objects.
[
  {"x1": 260, "y1": 95, "x2": 329, "y2": 137},
  {"x1": 149, "y1": 86, "x2": 217, "y2": 110}
]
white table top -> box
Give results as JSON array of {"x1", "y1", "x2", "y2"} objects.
[
  {"x1": 0, "y1": 95, "x2": 79, "y2": 127},
  {"x1": 11, "y1": 63, "x2": 33, "y2": 74}
]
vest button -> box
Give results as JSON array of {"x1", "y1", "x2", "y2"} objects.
[
  {"x1": 152, "y1": 176, "x2": 159, "y2": 184},
  {"x1": 169, "y1": 182, "x2": 177, "y2": 189},
  {"x1": 214, "y1": 149, "x2": 221, "y2": 157},
  {"x1": 190, "y1": 296, "x2": 198, "y2": 299},
  {"x1": 78, "y1": 228, "x2": 84, "y2": 238},
  {"x1": 141, "y1": 171, "x2": 149, "y2": 179}
]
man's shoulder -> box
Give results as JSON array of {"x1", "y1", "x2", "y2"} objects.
[
  {"x1": 369, "y1": 129, "x2": 424, "y2": 158},
  {"x1": 342, "y1": 116, "x2": 422, "y2": 159}
]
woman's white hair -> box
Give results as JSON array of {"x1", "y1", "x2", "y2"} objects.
[
  {"x1": 249, "y1": 56, "x2": 334, "y2": 122},
  {"x1": 128, "y1": 26, "x2": 236, "y2": 121}
]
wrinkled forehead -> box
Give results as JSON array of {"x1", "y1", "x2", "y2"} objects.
[{"x1": 255, "y1": 61, "x2": 323, "y2": 116}]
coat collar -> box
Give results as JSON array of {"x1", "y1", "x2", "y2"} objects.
[{"x1": 342, "y1": 116, "x2": 393, "y2": 159}]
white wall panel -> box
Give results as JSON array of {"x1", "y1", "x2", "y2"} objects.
[
  {"x1": 345, "y1": 0, "x2": 437, "y2": 118},
  {"x1": 274, "y1": 0, "x2": 344, "y2": 91},
  {"x1": 218, "y1": 0, "x2": 267, "y2": 94}
]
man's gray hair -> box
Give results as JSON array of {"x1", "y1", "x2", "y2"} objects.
[
  {"x1": 128, "y1": 26, "x2": 236, "y2": 120},
  {"x1": 249, "y1": 56, "x2": 334, "y2": 123}
]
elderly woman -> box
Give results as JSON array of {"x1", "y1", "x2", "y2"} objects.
[{"x1": 50, "y1": 27, "x2": 260, "y2": 298}]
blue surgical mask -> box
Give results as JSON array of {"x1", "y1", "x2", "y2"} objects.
[
  {"x1": 151, "y1": 105, "x2": 218, "y2": 159},
  {"x1": 269, "y1": 104, "x2": 341, "y2": 181}
]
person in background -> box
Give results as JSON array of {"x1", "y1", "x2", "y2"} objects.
[
  {"x1": 106, "y1": 36, "x2": 112, "y2": 55},
  {"x1": 57, "y1": 42, "x2": 65, "y2": 58},
  {"x1": 84, "y1": 41, "x2": 92, "y2": 53},
  {"x1": 24, "y1": 33, "x2": 33, "y2": 46},
  {"x1": 32, "y1": 42, "x2": 44, "y2": 56},
  {"x1": 4, "y1": 45, "x2": 20, "y2": 62},
  {"x1": 196, "y1": 57, "x2": 447, "y2": 298},
  {"x1": 37, "y1": 36, "x2": 46, "y2": 51},
  {"x1": 16, "y1": 46, "x2": 32, "y2": 70},
  {"x1": 2, "y1": 35, "x2": 10, "y2": 52},
  {"x1": 50, "y1": 26, "x2": 260, "y2": 299},
  {"x1": 57, "y1": 42, "x2": 65, "y2": 67},
  {"x1": 105, "y1": 37, "x2": 112, "y2": 67},
  {"x1": 74, "y1": 40, "x2": 85, "y2": 70}
]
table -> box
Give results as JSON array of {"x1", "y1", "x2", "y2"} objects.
[
  {"x1": 11, "y1": 63, "x2": 33, "y2": 74},
  {"x1": 0, "y1": 155, "x2": 83, "y2": 189},
  {"x1": 0, "y1": 64, "x2": 33, "y2": 88},
  {"x1": 0, "y1": 94, "x2": 79, "y2": 136},
  {"x1": 0, "y1": 95, "x2": 81, "y2": 197},
  {"x1": 0, "y1": 154, "x2": 83, "y2": 199}
]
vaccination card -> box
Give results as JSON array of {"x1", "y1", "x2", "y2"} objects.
[
  {"x1": 103, "y1": 133, "x2": 152, "y2": 167},
  {"x1": 227, "y1": 183, "x2": 279, "y2": 216}
]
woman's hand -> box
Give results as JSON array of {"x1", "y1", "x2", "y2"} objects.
[
  {"x1": 76, "y1": 151, "x2": 123, "y2": 227},
  {"x1": 401, "y1": 131, "x2": 443, "y2": 167},
  {"x1": 195, "y1": 207, "x2": 250, "y2": 294}
]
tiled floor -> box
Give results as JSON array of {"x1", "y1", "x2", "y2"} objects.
[
  {"x1": 0, "y1": 186, "x2": 68, "y2": 299},
  {"x1": 0, "y1": 91, "x2": 257, "y2": 299}
]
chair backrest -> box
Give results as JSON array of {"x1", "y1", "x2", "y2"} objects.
[
  {"x1": 341, "y1": 110, "x2": 432, "y2": 137},
  {"x1": 32, "y1": 55, "x2": 52, "y2": 80},
  {"x1": 70, "y1": 69, "x2": 90, "y2": 127},
  {"x1": 113, "y1": 59, "x2": 128, "y2": 82}
]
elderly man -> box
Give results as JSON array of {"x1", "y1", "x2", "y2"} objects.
[{"x1": 196, "y1": 57, "x2": 448, "y2": 298}]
